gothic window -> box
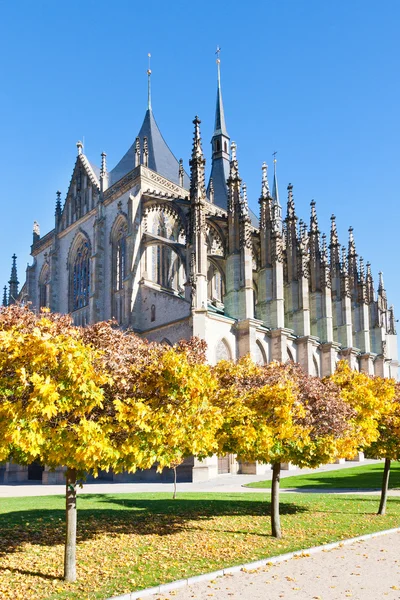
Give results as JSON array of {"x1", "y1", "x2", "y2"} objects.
[
  {"x1": 71, "y1": 240, "x2": 90, "y2": 311},
  {"x1": 207, "y1": 260, "x2": 224, "y2": 303},
  {"x1": 224, "y1": 141, "x2": 228, "y2": 153},
  {"x1": 111, "y1": 218, "x2": 128, "y2": 325},
  {"x1": 215, "y1": 140, "x2": 221, "y2": 152},
  {"x1": 150, "y1": 244, "x2": 183, "y2": 292},
  {"x1": 114, "y1": 224, "x2": 127, "y2": 291},
  {"x1": 39, "y1": 263, "x2": 50, "y2": 309}
]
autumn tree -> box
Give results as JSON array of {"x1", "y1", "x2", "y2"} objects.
[
  {"x1": 364, "y1": 381, "x2": 399, "y2": 515},
  {"x1": 0, "y1": 305, "x2": 112, "y2": 582},
  {"x1": 213, "y1": 356, "x2": 353, "y2": 538},
  {"x1": 84, "y1": 325, "x2": 221, "y2": 497}
]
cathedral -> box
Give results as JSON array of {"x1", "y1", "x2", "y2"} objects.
[{"x1": 2, "y1": 57, "x2": 398, "y2": 483}]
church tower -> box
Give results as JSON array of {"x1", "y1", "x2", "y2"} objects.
[{"x1": 207, "y1": 48, "x2": 230, "y2": 209}]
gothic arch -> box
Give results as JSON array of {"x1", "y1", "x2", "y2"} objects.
[
  {"x1": 38, "y1": 262, "x2": 50, "y2": 309},
  {"x1": 143, "y1": 203, "x2": 186, "y2": 243},
  {"x1": 110, "y1": 214, "x2": 128, "y2": 324},
  {"x1": 67, "y1": 230, "x2": 91, "y2": 312},
  {"x1": 206, "y1": 223, "x2": 225, "y2": 257},
  {"x1": 215, "y1": 338, "x2": 232, "y2": 362},
  {"x1": 207, "y1": 258, "x2": 225, "y2": 303},
  {"x1": 312, "y1": 354, "x2": 319, "y2": 377},
  {"x1": 255, "y1": 339, "x2": 267, "y2": 365}
]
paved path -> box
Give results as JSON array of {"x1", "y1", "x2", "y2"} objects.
[
  {"x1": 151, "y1": 531, "x2": 400, "y2": 600},
  {"x1": 0, "y1": 459, "x2": 390, "y2": 497}
]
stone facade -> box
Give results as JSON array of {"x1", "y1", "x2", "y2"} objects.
[{"x1": 4, "y1": 63, "x2": 398, "y2": 483}]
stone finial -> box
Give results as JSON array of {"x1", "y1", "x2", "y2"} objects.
[
  {"x1": 261, "y1": 162, "x2": 271, "y2": 199},
  {"x1": 240, "y1": 183, "x2": 249, "y2": 216},
  {"x1": 76, "y1": 141, "x2": 83, "y2": 155},
  {"x1": 179, "y1": 158, "x2": 184, "y2": 188},
  {"x1": 55, "y1": 190, "x2": 62, "y2": 225},
  {"x1": 321, "y1": 233, "x2": 327, "y2": 258},
  {"x1": 2, "y1": 285, "x2": 7, "y2": 307},
  {"x1": 341, "y1": 246, "x2": 348, "y2": 271},
  {"x1": 143, "y1": 137, "x2": 149, "y2": 167},
  {"x1": 209, "y1": 177, "x2": 214, "y2": 203},
  {"x1": 191, "y1": 116, "x2": 204, "y2": 160},
  {"x1": 100, "y1": 152, "x2": 107, "y2": 177},
  {"x1": 286, "y1": 183, "x2": 296, "y2": 220},
  {"x1": 8, "y1": 254, "x2": 19, "y2": 305},
  {"x1": 378, "y1": 271, "x2": 385, "y2": 293},
  {"x1": 231, "y1": 141, "x2": 237, "y2": 162},
  {"x1": 359, "y1": 256, "x2": 365, "y2": 282},
  {"x1": 189, "y1": 116, "x2": 206, "y2": 203},
  {"x1": 134, "y1": 137, "x2": 141, "y2": 167},
  {"x1": 310, "y1": 200, "x2": 318, "y2": 230}
]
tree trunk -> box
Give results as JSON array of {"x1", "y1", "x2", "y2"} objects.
[
  {"x1": 271, "y1": 462, "x2": 282, "y2": 539},
  {"x1": 173, "y1": 466, "x2": 177, "y2": 500},
  {"x1": 64, "y1": 467, "x2": 77, "y2": 582},
  {"x1": 377, "y1": 458, "x2": 391, "y2": 516}
]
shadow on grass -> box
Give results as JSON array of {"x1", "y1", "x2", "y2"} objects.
[{"x1": 0, "y1": 495, "x2": 307, "y2": 559}]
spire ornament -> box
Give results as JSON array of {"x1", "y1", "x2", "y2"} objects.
[
  {"x1": 147, "y1": 52, "x2": 152, "y2": 110},
  {"x1": 8, "y1": 254, "x2": 19, "y2": 305},
  {"x1": 2, "y1": 285, "x2": 7, "y2": 307}
]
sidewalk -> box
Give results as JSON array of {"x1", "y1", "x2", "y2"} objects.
[
  {"x1": 0, "y1": 458, "x2": 390, "y2": 497},
  {"x1": 147, "y1": 530, "x2": 400, "y2": 600}
]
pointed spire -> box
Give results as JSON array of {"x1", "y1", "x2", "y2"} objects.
[
  {"x1": 2, "y1": 285, "x2": 8, "y2": 307},
  {"x1": 366, "y1": 261, "x2": 374, "y2": 304},
  {"x1": 309, "y1": 200, "x2": 319, "y2": 234},
  {"x1": 147, "y1": 53, "x2": 152, "y2": 111},
  {"x1": 213, "y1": 46, "x2": 228, "y2": 137},
  {"x1": 378, "y1": 271, "x2": 385, "y2": 293},
  {"x1": 229, "y1": 141, "x2": 240, "y2": 181},
  {"x1": 55, "y1": 190, "x2": 62, "y2": 228},
  {"x1": 241, "y1": 183, "x2": 249, "y2": 216},
  {"x1": 261, "y1": 162, "x2": 271, "y2": 199},
  {"x1": 359, "y1": 256, "x2": 365, "y2": 283},
  {"x1": 272, "y1": 152, "x2": 280, "y2": 207},
  {"x1": 100, "y1": 152, "x2": 107, "y2": 177},
  {"x1": 286, "y1": 183, "x2": 296, "y2": 221},
  {"x1": 189, "y1": 116, "x2": 206, "y2": 203},
  {"x1": 8, "y1": 254, "x2": 19, "y2": 305}
]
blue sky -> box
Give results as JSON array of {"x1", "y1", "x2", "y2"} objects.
[{"x1": 1, "y1": 0, "x2": 399, "y2": 316}]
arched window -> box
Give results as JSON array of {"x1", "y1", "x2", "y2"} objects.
[
  {"x1": 151, "y1": 304, "x2": 156, "y2": 322},
  {"x1": 215, "y1": 140, "x2": 221, "y2": 152},
  {"x1": 39, "y1": 264, "x2": 50, "y2": 309},
  {"x1": 72, "y1": 240, "x2": 90, "y2": 310},
  {"x1": 150, "y1": 244, "x2": 183, "y2": 292},
  {"x1": 114, "y1": 222, "x2": 127, "y2": 291},
  {"x1": 111, "y1": 218, "x2": 128, "y2": 325},
  {"x1": 224, "y1": 141, "x2": 228, "y2": 153},
  {"x1": 207, "y1": 260, "x2": 224, "y2": 303}
]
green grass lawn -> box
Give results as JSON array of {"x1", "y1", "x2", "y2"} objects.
[
  {"x1": 245, "y1": 461, "x2": 400, "y2": 489},
  {"x1": 1, "y1": 491, "x2": 400, "y2": 600}
]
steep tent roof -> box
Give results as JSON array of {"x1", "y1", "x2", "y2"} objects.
[{"x1": 109, "y1": 109, "x2": 189, "y2": 188}]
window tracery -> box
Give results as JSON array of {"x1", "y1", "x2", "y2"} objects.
[{"x1": 71, "y1": 240, "x2": 90, "y2": 310}]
